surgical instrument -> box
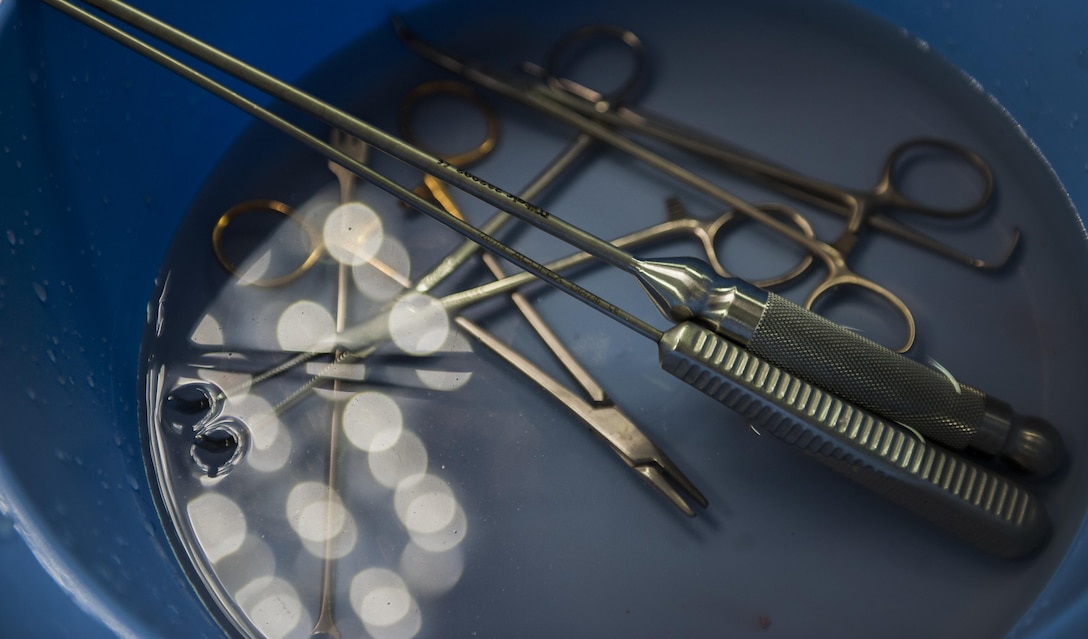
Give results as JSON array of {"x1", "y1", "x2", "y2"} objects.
[
  {"x1": 392, "y1": 17, "x2": 922, "y2": 354},
  {"x1": 390, "y1": 18, "x2": 1064, "y2": 477},
  {"x1": 400, "y1": 79, "x2": 706, "y2": 514},
  {"x1": 43, "y1": 0, "x2": 1058, "y2": 551},
  {"x1": 523, "y1": 62, "x2": 1020, "y2": 271},
  {"x1": 148, "y1": 0, "x2": 1061, "y2": 478},
  {"x1": 312, "y1": 128, "x2": 372, "y2": 639}
]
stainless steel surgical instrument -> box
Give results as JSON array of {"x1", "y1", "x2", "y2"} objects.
[
  {"x1": 388, "y1": 18, "x2": 1064, "y2": 477},
  {"x1": 400, "y1": 79, "x2": 706, "y2": 514},
  {"x1": 523, "y1": 62, "x2": 1020, "y2": 271},
  {"x1": 42, "y1": 0, "x2": 1060, "y2": 554},
  {"x1": 96, "y1": 0, "x2": 1060, "y2": 477}
]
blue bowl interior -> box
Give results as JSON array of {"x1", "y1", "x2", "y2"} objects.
[{"x1": 2, "y1": 0, "x2": 1087, "y2": 637}]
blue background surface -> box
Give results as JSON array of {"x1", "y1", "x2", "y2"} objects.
[{"x1": 1, "y1": 0, "x2": 1086, "y2": 637}]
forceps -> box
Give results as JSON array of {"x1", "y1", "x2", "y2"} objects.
[
  {"x1": 530, "y1": 66, "x2": 1019, "y2": 270},
  {"x1": 395, "y1": 21, "x2": 1003, "y2": 353},
  {"x1": 49, "y1": 0, "x2": 1061, "y2": 554},
  {"x1": 400, "y1": 79, "x2": 706, "y2": 515}
]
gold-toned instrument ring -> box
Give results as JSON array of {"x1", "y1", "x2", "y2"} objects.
[
  {"x1": 211, "y1": 199, "x2": 324, "y2": 287},
  {"x1": 398, "y1": 79, "x2": 501, "y2": 166}
]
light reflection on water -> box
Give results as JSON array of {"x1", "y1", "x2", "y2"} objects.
[{"x1": 169, "y1": 192, "x2": 470, "y2": 639}]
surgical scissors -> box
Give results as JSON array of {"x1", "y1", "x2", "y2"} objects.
[
  {"x1": 52, "y1": 0, "x2": 1062, "y2": 553},
  {"x1": 530, "y1": 67, "x2": 1019, "y2": 270},
  {"x1": 395, "y1": 21, "x2": 1015, "y2": 353},
  {"x1": 211, "y1": 199, "x2": 324, "y2": 287},
  {"x1": 399, "y1": 79, "x2": 706, "y2": 514}
]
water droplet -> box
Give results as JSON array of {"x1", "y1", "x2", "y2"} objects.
[
  {"x1": 126, "y1": 474, "x2": 140, "y2": 492},
  {"x1": 28, "y1": 70, "x2": 37, "y2": 83},
  {"x1": 33, "y1": 282, "x2": 47, "y2": 303},
  {"x1": 86, "y1": 375, "x2": 95, "y2": 389},
  {"x1": 6, "y1": 230, "x2": 14, "y2": 246},
  {"x1": 46, "y1": 348, "x2": 56, "y2": 363},
  {"x1": 25, "y1": 388, "x2": 37, "y2": 401}
]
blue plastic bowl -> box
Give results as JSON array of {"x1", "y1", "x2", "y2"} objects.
[{"x1": 1, "y1": 0, "x2": 1086, "y2": 637}]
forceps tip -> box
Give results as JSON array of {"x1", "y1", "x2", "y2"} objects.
[
  {"x1": 636, "y1": 456, "x2": 708, "y2": 516},
  {"x1": 972, "y1": 225, "x2": 1021, "y2": 270},
  {"x1": 637, "y1": 465, "x2": 698, "y2": 517}
]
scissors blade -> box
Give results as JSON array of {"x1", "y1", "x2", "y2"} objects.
[
  {"x1": 583, "y1": 403, "x2": 708, "y2": 513},
  {"x1": 454, "y1": 315, "x2": 706, "y2": 516}
]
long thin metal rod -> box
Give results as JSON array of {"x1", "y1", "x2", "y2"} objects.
[
  {"x1": 392, "y1": 20, "x2": 834, "y2": 268},
  {"x1": 75, "y1": 0, "x2": 642, "y2": 275},
  {"x1": 412, "y1": 133, "x2": 597, "y2": 294},
  {"x1": 39, "y1": 0, "x2": 662, "y2": 342}
]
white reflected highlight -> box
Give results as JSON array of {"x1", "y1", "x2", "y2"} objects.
[
  {"x1": 235, "y1": 577, "x2": 305, "y2": 639},
  {"x1": 408, "y1": 502, "x2": 468, "y2": 553},
  {"x1": 323, "y1": 202, "x2": 384, "y2": 266},
  {"x1": 394, "y1": 474, "x2": 457, "y2": 535},
  {"x1": 354, "y1": 236, "x2": 411, "y2": 302},
  {"x1": 298, "y1": 499, "x2": 346, "y2": 542},
  {"x1": 228, "y1": 394, "x2": 291, "y2": 472},
  {"x1": 217, "y1": 534, "x2": 277, "y2": 596},
  {"x1": 388, "y1": 293, "x2": 449, "y2": 355},
  {"x1": 276, "y1": 300, "x2": 334, "y2": 352},
  {"x1": 189, "y1": 313, "x2": 224, "y2": 346},
  {"x1": 416, "y1": 329, "x2": 473, "y2": 391},
  {"x1": 186, "y1": 493, "x2": 246, "y2": 563},
  {"x1": 286, "y1": 482, "x2": 353, "y2": 545},
  {"x1": 301, "y1": 509, "x2": 358, "y2": 559},
  {"x1": 368, "y1": 431, "x2": 428, "y2": 489},
  {"x1": 399, "y1": 542, "x2": 465, "y2": 597},
  {"x1": 235, "y1": 251, "x2": 273, "y2": 285},
  {"x1": 350, "y1": 568, "x2": 422, "y2": 638},
  {"x1": 343, "y1": 391, "x2": 403, "y2": 453}
]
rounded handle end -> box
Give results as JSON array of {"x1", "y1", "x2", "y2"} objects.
[{"x1": 1001, "y1": 415, "x2": 1065, "y2": 478}]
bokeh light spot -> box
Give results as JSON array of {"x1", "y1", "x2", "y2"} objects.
[
  {"x1": 323, "y1": 202, "x2": 384, "y2": 266},
  {"x1": 286, "y1": 482, "x2": 350, "y2": 543},
  {"x1": 351, "y1": 568, "x2": 420, "y2": 637},
  {"x1": 388, "y1": 293, "x2": 449, "y2": 355},
  {"x1": 368, "y1": 431, "x2": 428, "y2": 489},
  {"x1": 343, "y1": 391, "x2": 404, "y2": 452},
  {"x1": 235, "y1": 577, "x2": 305, "y2": 639},
  {"x1": 276, "y1": 300, "x2": 335, "y2": 352},
  {"x1": 394, "y1": 473, "x2": 457, "y2": 535},
  {"x1": 186, "y1": 493, "x2": 246, "y2": 563},
  {"x1": 399, "y1": 542, "x2": 465, "y2": 597},
  {"x1": 354, "y1": 236, "x2": 411, "y2": 301}
]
